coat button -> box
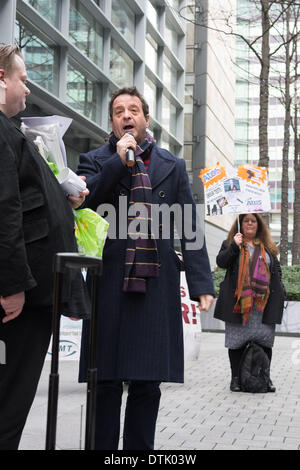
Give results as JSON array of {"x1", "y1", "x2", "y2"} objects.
[
  {"x1": 119, "y1": 189, "x2": 127, "y2": 196},
  {"x1": 159, "y1": 190, "x2": 166, "y2": 198}
]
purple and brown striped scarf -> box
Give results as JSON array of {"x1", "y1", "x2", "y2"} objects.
[
  {"x1": 109, "y1": 132, "x2": 159, "y2": 293},
  {"x1": 233, "y1": 242, "x2": 270, "y2": 324}
]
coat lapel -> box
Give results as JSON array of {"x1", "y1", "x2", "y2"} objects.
[{"x1": 148, "y1": 145, "x2": 176, "y2": 190}]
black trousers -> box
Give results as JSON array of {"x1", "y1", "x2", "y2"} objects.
[
  {"x1": 0, "y1": 307, "x2": 52, "y2": 450},
  {"x1": 95, "y1": 380, "x2": 161, "y2": 450}
]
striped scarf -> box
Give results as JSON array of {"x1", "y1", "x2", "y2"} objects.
[
  {"x1": 233, "y1": 242, "x2": 270, "y2": 324},
  {"x1": 109, "y1": 132, "x2": 159, "y2": 293}
]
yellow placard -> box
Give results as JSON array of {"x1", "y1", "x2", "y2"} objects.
[
  {"x1": 237, "y1": 164, "x2": 268, "y2": 185},
  {"x1": 199, "y1": 164, "x2": 226, "y2": 189}
]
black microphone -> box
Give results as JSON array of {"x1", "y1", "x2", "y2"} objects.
[{"x1": 125, "y1": 131, "x2": 135, "y2": 167}]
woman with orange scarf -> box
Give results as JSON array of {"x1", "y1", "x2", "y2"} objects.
[{"x1": 214, "y1": 213, "x2": 286, "y2": 392}]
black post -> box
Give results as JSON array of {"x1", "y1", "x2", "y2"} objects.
[
  {"x1": 85, "y1": 270, "x2": 99, "y2": 450},
  {"x1": 45, "y1": 271, "x2": 63, "y2": 450}
]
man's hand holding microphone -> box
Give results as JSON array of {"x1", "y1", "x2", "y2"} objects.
[{"x1": 117, "y1": 131, "x2": 136, "y2": 167}]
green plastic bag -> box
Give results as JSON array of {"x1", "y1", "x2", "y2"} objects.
[
  {"x1": 73, "y1": 208, "x2": 109, "y2": 259},
  {"x1": 46, "y1": 160, "x2": 60, "y2": 177}
]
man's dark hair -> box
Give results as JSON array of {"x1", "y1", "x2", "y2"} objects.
[{"x1": 109, "y1": 86, "x2": 149, "y2": 119}]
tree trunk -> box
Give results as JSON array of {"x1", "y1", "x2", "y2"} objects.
[
  {"x1": 280, "y1": 7, "x2": 291, "y2": 266},
  {"x1": 258, "y1": 0, "x2": 270, "y2": 170},
  {"x1": 292, "y1": 30, "x2": 300, "y2": 265},
  {"x1": 293, "y1": 133, "x2": 300, "y2": 264},
  {"x1": 258, "y1": 0, "x2": 270, "y2": 227}
]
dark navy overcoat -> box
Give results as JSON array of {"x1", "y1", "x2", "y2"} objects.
[{"x1": 78, "y1": 141, "x2": 215, "y2": 383}]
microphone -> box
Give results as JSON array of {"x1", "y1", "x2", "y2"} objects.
[{"x1": 125, "y1": 131, "x2": 135, "y2": 167}]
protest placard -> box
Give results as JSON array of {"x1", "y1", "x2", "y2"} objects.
[{"x1": 199, "y1": 163, "x2": 271, "y2": 215}]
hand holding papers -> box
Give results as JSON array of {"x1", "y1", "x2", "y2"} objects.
[{"x1": 57, "y1": 167, "x2": 87, "y2": 197}]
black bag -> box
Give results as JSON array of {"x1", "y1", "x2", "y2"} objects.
[{"x1": 238, "y1": 342, "x2": 270, "y2": 393}]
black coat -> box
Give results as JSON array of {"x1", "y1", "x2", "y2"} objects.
[
  {"x1": 78, "y1": 142, "x2": 215, "y2": 383},
  {"x1": 0, "y1": 111, "x2": 85, "y2": 313},
  {"x1": 214, "y1": 240, "x2": 285, "y2": 325}
]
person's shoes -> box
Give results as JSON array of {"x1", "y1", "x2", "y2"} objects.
[
  {"x1": 267, "y1": 379, "x2": 276, "y2": 393},
  {"x1": 230, "y1": 377, "x2": 241, "y2": 392}
]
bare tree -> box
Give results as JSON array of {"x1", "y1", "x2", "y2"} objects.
[
  {"x1": 179, "y1": 0, "x2": 300, "y2": 250},
  {"x1": 291, "y1": 36, "x2": 300, "y2": 264},
  {"x1": 270, "y1": 3, "x2": 300, "y2": 264},
  {"x1": 279, "y1": 5, "x2": 291, "y2": 265},
  {"x1": 178, "y1": 0, "x2": 296, "y2": 165}
]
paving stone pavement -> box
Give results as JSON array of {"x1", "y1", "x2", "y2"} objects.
[{"x1": 19, "y1": 332, "x2": 300, "y2": 450}]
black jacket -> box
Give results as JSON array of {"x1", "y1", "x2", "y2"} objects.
[
  {"x1": 214, "y1": 240, "x2": 285, "y2": 325},
  {"x1": 0, "y1": 111, "x2": 85, "y2": 312}
]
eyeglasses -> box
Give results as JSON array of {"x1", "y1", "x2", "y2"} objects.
[{"x1": 243, "y1": 219, "x2": 257, "y2": 224}]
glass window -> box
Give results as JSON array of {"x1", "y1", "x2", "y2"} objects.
[
  {"x1": 161, "y1": 137, "x2": 170, "y2": 151},
  {"x1": 184, "y1": 5, "x2": 195, "y2": 46},
  {"x1": 185, "y1": 48, "x2": 194, "y2": 73},
  {"x1": 110, "y1": 40, "x2": 134, "y2": 88},
  {"x1": 184, "y1": 114, "x2": 193, "y2": 141},
  {"x1": 67, "y1": 60, "x2": 97, "y2": 121},
  {"x1": 24, "y1": 0, "x2": 59, "y2": 27},
  {"x1": 165, "y1": 17, "x2": 179, "y2": 55},
  {"x1": 146, "y1": 1, "x2": 159, "y2": 30},
  {"x1": 111, "y1": 0, "x2": 135, "y2": 47},
  {"x1": 184, "y1": 144, "x2": 192, "y2": 171},
  {"x1": 69, "y1": 0, "x2": 103, "y2": 68},
  {"x1": 162, "y1": 94, "x2": 177, "y2": 135},
  {"x1": 145, "y1": 34, "x2": 158, "y2": 75},
  {"x1": 235, "y1": 122, "x2": 248, "y2": 141},
  {"x1": 15, "y1": 19, "x2": 58, "y2": 95},
  {"x1": 163, "y1": 54, "x2": 177, "y2": 95},
  {"x1": 184, "y1": 85, "x2": 193, "y2": 141},
  {"x1": 144, "y1": 76, "x2": 157, "y2": 119},
  {"x1": 93, "y1": 0, "x2": 104, "y2": 9},
  {"x1": 168, "y1": 0, "x2": 180, "y2": 9},
  {"x1": 235, "y1": 144, "x2": 248, "y2": 164}
]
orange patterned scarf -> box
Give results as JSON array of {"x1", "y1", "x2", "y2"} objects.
[{"x1": 233, "y1": 242, "x2": 270, "y2": 324}]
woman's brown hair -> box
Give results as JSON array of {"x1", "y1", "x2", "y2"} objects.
[{"x1": 227, "y1": 213, "x2": 279, "y2": 257}]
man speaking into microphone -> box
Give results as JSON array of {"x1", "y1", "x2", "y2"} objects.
[{"x1": 76, "y1": 86, "x2": 215, "y2": 450}]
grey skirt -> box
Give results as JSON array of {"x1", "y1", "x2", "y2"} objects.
[{"x1": 225, "y1": 306, "x2": 275, "y2": 349}]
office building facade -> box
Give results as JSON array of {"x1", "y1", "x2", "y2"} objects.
[{"x1": 0, "y1": 0, "x2": 186, "y2": 168}]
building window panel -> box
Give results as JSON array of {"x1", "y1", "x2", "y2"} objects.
[
  {"x1": 24, "y1": 0, "x2": 59, "y2": 27},
  {"x1": 184, "y1": 85, "x2": 193, "y2": 141},
  {"x1": 184, "y1": 144, "x2": 192, "y2": 171},
  {"x1": 146, "y1": 1, "x2": 159, "y2": 30},
  {"x1": 15, "y1": 19, "x2": 58, "y2": 95},
  {"x1": 165, "y1": 17, "x2": 179, "y2": 56},
  {"x1": 144, "y1": 76, "x2": 157, "y2": 119},
  {"x1": 167, "y1": 0, "x2": 180, "y2": 9},
  {"x1": 185, "y1": 49, "x2": 194, "y2": 73},
  {"x1": 93, "y1": 0, "x2": 104, "y2": 10},
  {"x1": 69, "y1": 0, "x2": 103, "y2": 68},
  {"x1": 110, "y1": 40, "x2": 134, "y2": 88},
  {"x1": 111, "y1": 0, "x2": 135, "y2": 47},
  {"x1": 163, "y1": 54, "x2": 177, "y2": 96},
  {"x1": 67, "y1": 61, "x2": 97, "y2": 121},
  {"x1": 145, "y1": 34, "x2": 158, "y2": 75},
  {"x1": 162, "y1": 94, "x2": 177, "y2": 135}
]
